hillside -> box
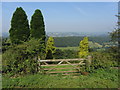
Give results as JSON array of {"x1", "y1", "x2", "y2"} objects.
[{"x1": 53, "y1": 36, "x2": 110, "y2": 47}]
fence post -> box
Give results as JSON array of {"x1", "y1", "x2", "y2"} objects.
[
  {"x1": 87, "y1": 55, "x2": 92, "y2": 65},
  {"x1": 85, "y1": 55, "x2": 92, "y2": 70},
  {"x1": 38, "y1": 56, "x2": 41, "y2": 72}
]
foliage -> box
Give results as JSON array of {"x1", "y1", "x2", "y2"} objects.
[
  {"x1": 79, "y1": 37, "x2": 89, "y2": 58},
  {"x1": 110, "y1": 13, "x2": 120, "y2": 42},
  {"x1": 53, "y1": 49, "x2": 64, "y2": 59},
  {"x1": 63, "y1": 49, "x2": 78, "y2": 59},
  {"x1": 9, "y1": 7, "x2": 30, "y2": 44},
  {"x1": 105, "y1": 47, "x2": 118, "y2": 66},
  {"x1": 2, "y1": 69, "x2": 118, "y2": 88},
  {"x1": 2, "y1": 38, "x2": 45, "y2": 75},
  {"x1": 109, "y1": 14, "x2": 120, "y2": 67},
  {"x1": 54, "y1": 49, "x2": 78, "y2": 59},
  {"x1": 30, "y1": 9, "x2": 46, "y2": 43},
  {"x1": 2, "y1": 38, "x2": 12, "y2": 53},
  {"x1": 89, "y1": 52, "x2": 117, "y2": 72},
  {"x1": 46, "y1": 37, "x2": 56, "y2": 59},
  {"x1": 80, "y1": 51, "x2": 118, "y2": 73},
  {"x1": 110, "y1": 29, "x2": 120, "y2": 42}
]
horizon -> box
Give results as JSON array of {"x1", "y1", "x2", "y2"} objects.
[
  {"x1": 2, "y1": 31, "x2": 110, "y2": 38},
  {"x1": 2, "y1": 2, "x2": 118, "y2": 34}
]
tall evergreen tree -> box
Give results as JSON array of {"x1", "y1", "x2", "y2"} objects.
[
  {"x1": 110, "y1": 1, "x2": 120, "y2": 48},
  {"x1": 9, "y1": 7, "x2": 30, "y2": 44},
  {"x1": 79, "y1": 37, "x2": 89, "y2": 58},
  {"x1": 30, "y1": 9, "x2": 46, "y2": 43}
]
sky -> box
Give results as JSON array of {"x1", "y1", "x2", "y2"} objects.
[{"x1": 2, "y1": 2, "x2": 118, "y2": 33}]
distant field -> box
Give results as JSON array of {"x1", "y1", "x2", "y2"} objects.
[
  {"x1": 0, "y1": 54, "x2": 1, "y2": 70},
  {"x1": 56, "y1": 47, "x2": 79, "y2": 51},
  {"x1": 54, "y1": 36, "x2": 110, "y2": 47}
]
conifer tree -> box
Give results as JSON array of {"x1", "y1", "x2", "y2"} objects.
[
  {"x1": 30, "y1": 9, "x2": 45, "y2": 43},
  {"x1": 9, "y1": 7, "x2": 30, "y2": 44},
  {"x1": 46, "y1": 37, "x2": 56, "y2": 59},
  {"x1": 79, "y1": 37, "x2": 89, "y2": 58}
]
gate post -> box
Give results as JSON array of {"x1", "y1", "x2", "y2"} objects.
[
  {"x1": 87, "y1": 55, "x2": 92, "y2": 65},
  {"x1": 85, "y1": 55, "x2": 92, "y2": 70},
  {"x1": 38, "y1": 56, "x2": 41, "y2": 72}
]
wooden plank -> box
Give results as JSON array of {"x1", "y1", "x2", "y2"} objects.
[
  {"x1": 47, "y1": 70, "x2": 79, "y2": 73},
  {"x1": 43, "y1": 62, "x2": 48, "y2": 65},
  {"x1": 79, "y1": 61, "x2": 84, "y2": 64},
  {"x1": 65, "y1": 61, "x2": 72, "y2": 65},
  {"x1": 43, "y1": 67, "x2": 81, "y2": 70},
  {"x1": 62, "y1": 73, "x2": 80, "y2": 76},
  {"x1": 39, "y1": 58, "x2": 84, "y2": 62},
  {"x1": 57, "y1": 60, "x2": 63, "y2": 65},
  {"x1": 50, "y1": 73, "x2": 80, "y2": 76},
  {"x1": 65, "y1": 61, "x2": 80, "y2": 70},
  {"x1": 41, "y1": 63, "x2": 85, "y2": 66}
]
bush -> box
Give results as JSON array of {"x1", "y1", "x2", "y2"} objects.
[
  {"x1": 80, "y1": 52, "x2": 117, "y2": 73},
  {"x1": 2, "y1": 38, "x2": 45, "y2": 75},
  {"x1": 2, "y1": 45, "x2": 38, "y2": 75},
  {"x1": 53, "y1": 49, "x2": 64, "y2": 59},
  {"x1": 54, "y1": 49, "x2": 78, "y2": 59},
  {"x1": 105, "y1": 46, "x2": 119, "y2": 67},
  {"x1": 88, "y1": 52, "x2": 116, "y2": 72}
]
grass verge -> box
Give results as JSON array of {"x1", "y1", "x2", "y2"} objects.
[{"x1": 2, "y1": 68, "x2": 119, "y2": 88}]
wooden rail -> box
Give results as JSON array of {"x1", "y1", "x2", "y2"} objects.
[
  {"x1": 44, "y1": 67, "x2": 81, "y2": 70},
  {"x1": 39, "y1": 58, "x2": 84, "y2": 62},
  {"x1": 41, "y1": 63, "x2": 85, "y2": 66},
  {"x1": 48, "y1": 71, "x2": 78, "y2": 74}
]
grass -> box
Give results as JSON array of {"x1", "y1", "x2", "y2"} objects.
[
  {"x1": 0, "y1": 53, "x2": 1, "y2": 81},
  {"x1": 56, "y1": 47, "x2": 79, "y2": 51},
  {"x1": 0, "y1": 54, "x2": 1, "y2": 69},
  {"x1": 56, "y1": 46, "x2": 107, "y2": 52},
  {"x1": 2, "y1": 68, "x2": 119, "y2": 88}
]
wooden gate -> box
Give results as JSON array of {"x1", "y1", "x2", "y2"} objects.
[{"x1": 38, "y1": 56, "x2": 92, "y2": 75}]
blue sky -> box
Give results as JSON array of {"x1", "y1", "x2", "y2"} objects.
[{"x1": 2, "y1": 2, "x2": 118, "y2": 33}]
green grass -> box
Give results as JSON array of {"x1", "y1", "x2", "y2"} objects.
[
  {"x1": 41, "y1": 62, "x2": 83, "y2": 72},
  {"x1": 0, "y1": 54, "x2": 1, "y2": 70},
  {"x1": 2, "y1": 68, "x2": 119, "y2": 88},
  {"x1": 56, "y1": 47, "x2": 79, "y2": 51}
]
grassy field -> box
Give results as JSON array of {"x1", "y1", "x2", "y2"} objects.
[
  {"x1": 0, "y1": 54, "x2": 1, "y2": 70},
  {"x1": 56, "y1": 46, "x2": 106, "y2": 52},
  {"x1": 2, "y1": 68, "x2": 119, "y2": 88},
  {"x1": 56, "y1": 47, "x2": 79, "y2": 51}
]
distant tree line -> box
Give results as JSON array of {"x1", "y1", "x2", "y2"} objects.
[{"x1": 53, "y1": 36, "x2": 110, "y2": 47}]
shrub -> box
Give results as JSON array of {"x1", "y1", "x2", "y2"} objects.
[
  {"x1": 2, "y1": 38, "x2": 45, "y2": 75},
  {"x1": 54, "y1": 49, "x2": 78, "y2": 59},
  {"x1": 79, "y1": 37, "x2": 89, "y2": 58},
  {"x1": 88, "y1": 52, "x2": 116, "y2": 72},
  {"x1": 80, "y1": 52, "x2": 117, "y2": 73},
  {"x1": 46, "y1": 37, "x2": 56, "y2": 59}
]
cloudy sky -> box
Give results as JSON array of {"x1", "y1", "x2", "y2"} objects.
[{"x1": 2, "y1": 2, "x2": 118, "y2": 33}]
